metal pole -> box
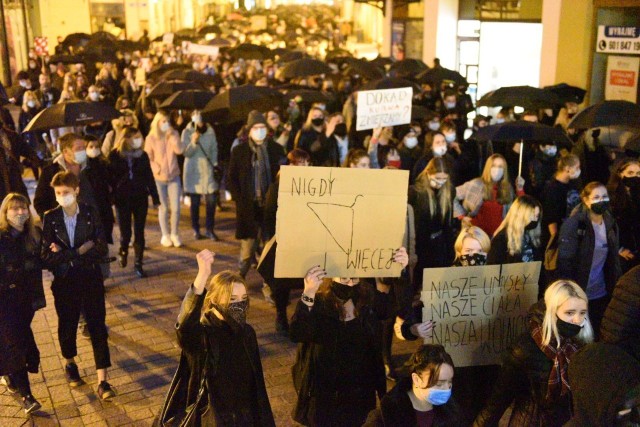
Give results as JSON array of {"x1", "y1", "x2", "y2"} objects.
[{"x1": 0, "y1": 0, "x2": 12, "y2": 85}]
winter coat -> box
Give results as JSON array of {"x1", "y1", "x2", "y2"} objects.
[
  {"x1": 101, "y1": 114, "x2": 140, "y2": 157},
  {"x1": 108, "y1": 149, "x2": 160, "y2": 206},
  {"x1": 474, "y1": 300, "x2": 575, "y2": 427},
  {"x1": 226, "y1": 139, "x2": 284, "y2": 239},
  {"x1": 295, "y1": 127, "x2": 331, "y2": 166},
  {"x1": 487, "y1": 228, "x2": 543, "y2": 265},
  {"x1": 181, "y1": 123, "x2": 218, "y2": 195},
  {"x1": 144, "y1": 129, "x2": 183, "y2": 182},
  {"x1": 156, "y1": 287, "x2": 275, "y2": 427},
  {"x1": 363, "y1": 377, "x2": 466, "y2": 427},
  {"x1": 600, "y1": 265, "x2": 640, "y2": 362},
  {"x1": 454, "y1": 178, "x2": 511, "y2": 219},
  {"x1": 289, "y1": 284, "x2": 391, "y2": 426},
  {"x1": 557, "y1": 204, "x2": 621, "y2": 295},
  {"x1": 0, "y1": 227, "x2": 45, "y2": 375},
  {"x1": 84, "y1": 156, "x2": 114, "y2": 241}
]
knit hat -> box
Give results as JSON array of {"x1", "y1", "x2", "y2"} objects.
[
  {"x1": 246, "y1": 110, "x2": 267, "y2": 129},
  {"x1": 395, "y1": 125, "x2": 415, "y2": 141}
]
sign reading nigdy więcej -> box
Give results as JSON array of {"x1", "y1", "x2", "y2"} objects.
[
  {"x1": 356, "y1": 87, "x2": 413, "y2": 131},
  {"x1": 596, "y1": 26, "x2": 640, "y2": 54},
  {"x1": 421, "y1": 262, "x2": 540, "y2": 367},
  {"x1": 274, "y1": 166, "x2": 409, "y2": 278}
]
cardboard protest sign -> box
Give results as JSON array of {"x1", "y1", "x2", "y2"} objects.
[
  {"x1": 182, "y1": 42, "x2": 220, "y2": 58},
  {"x1": 420, "y1": 262, "x2": 540, "y2": 367},
  {"x1": 356, "y1": 87, "x2": 413, "y2": 131},
  {"x1": 275, "y1": 166, "x2": 409, "y2": 278}
]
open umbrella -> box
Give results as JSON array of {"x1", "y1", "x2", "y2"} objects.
[
  {"x1": 474, "y1": 120, "x2": 572, "y2": 145},
  {"x1": 176, "y1": 28, "x2": 197, "y2": 38},
  {"x1": 198, "y1": 25, "x2": 221, "y2": 36},
  {"x1": 147, "y1": 80, "x2": 205, "y2": 99},
  {"x1": 91, "y1": 31, "x2": 118, "y2": 42},
  {"x1": 202, "y1": 85, "x2": 282, "y2": 123},
  {"x1": 22, "y1": 101, "x2": 120, "y2": 133},
  {"x1": 279, "y1": 51, "x2": 307, "y2": 63},
  {"x1": 281, "y1": 89, "x2": 334, "y2": 105},
  {"x1": 388, "y1": 58, "x2": 428, "y2": 78},
  {"x1": 477, "y1": 86, "x2": 563, "y2": 109},
  {"x1": 416, "y1": 67, "x2": 468, "y2": 88},
  {"x1": 568, "y1": 100, "x2": 640, "y2": 130},
  {"x1": 207, "y1": 37, "x2": 232, "y2": 47},
  {"x1": 359, "y1": 77, "x2": 420, "y2": 92},
  {"x1": 49, "y1": 54, "x2": 85, "y2": 64},
  {"x1": 370, "y1": 56, "x2": 393, "y2": 69},
  {"x1": 147, "y1": 63, "x2": 191, "y2": 81},
  {"x1": 62, "y1": 33, "x2": 91, "y2": 51},
  {"x1": 160, "y1": 69, "x2": 223, "y2": 87},
  {"x1": 544, "y1": 83, "x2": 586, "y2": 104},
  {"x1": 624, "y1": 133, "x2": 640, "y2": 157},
  {"x1": 281, "y1": 58, "x2": 333, "y2": 78},
  {"x1": 342, "y1": 58, "x2": 384, "y2": 80},
  {"x1": 159, "y1": 90, "x2": 215, "y2": 110},
  {"x1": 326, "y1": 48, "x2": 352, "y2": 60},
  {"x1": 117, "y1": 40, "x2": 146, "y2": 52},
  {"x1": 229, "y1": 43, "x2": 272, "y2": 60}
]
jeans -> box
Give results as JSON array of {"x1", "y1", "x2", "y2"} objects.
[
  {"x1": 115, "y1": 196, "x2": 148, "y2": 263},
  {"x1": 155, "y1": 177, "x2": 181, "y2": 237},
  {"x1": 189, "y1": 193, "x2": 217, "y2": 232}
]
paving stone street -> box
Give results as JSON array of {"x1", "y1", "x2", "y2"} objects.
[{"x1": 0, "y1": 180, "x2": 419, "y2": 426}]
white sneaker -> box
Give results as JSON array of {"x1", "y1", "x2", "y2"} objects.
[
  {"x1": 160, "y1": 235, "x2": 172, "y2": 247},
  {"x1": 170, "y1": 234, "x2": 182, "y2": 248}
]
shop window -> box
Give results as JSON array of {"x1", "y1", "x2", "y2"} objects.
[{"x1": 459, "y1": 0, "x2": 542, "y2": 22}]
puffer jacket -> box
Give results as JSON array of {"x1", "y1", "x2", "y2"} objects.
[
  {"x1": 144, "y1": 129, "x2": 183, "y2": 181},
  {"x1": 181, "y1": 123, "x2": 218, "y2": 195}
]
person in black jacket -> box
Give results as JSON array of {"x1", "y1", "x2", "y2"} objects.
[
  {"x1": 156, "y1": 249, "x2": 275, "y2": 426},
  {"x1": 290, "y1": 248, "x2": 408, "y2": 427},
  {"x1": 227, "y1": 110, "x2": 285, "y2": 278},
  {"x1": 557, "y1": 181, "x2": 622, "y2": 336},
  {"x1": 0, "y1": 124, "x2": 30, "y2": 201},
  {"x1": 108, "y1": 126, "x2": 159, "y2": 278},
  {"x1": 475, "y1": 280, "x2": 594, "y2": 427},
  {"x1": 294, "y1": 107, "x2": 331, "y2": 166},
  {"x1": 85, "y1": 136, "x2": 114, "y2": 244},
  {"x1": 526, "y1": 142, "x2": 559, "y2": 200},
  {"x1": 40, "y1": 171, "x2": 115, "y2": 400},
  {"x1": 17, "y1": 90, "x2": 45, "y2": 179},
  {"x1": 363, "y1": 344, "x2": 466, "y2": 427},
  {"x1": 487, "y1": 195, "x2": 543, "y2": 266},
  {"x1": 0, "y1": 193, "x2": 46, "y2": 414}
]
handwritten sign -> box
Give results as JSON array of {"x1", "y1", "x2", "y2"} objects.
[
  {"x1": 356, "y1": 87, "x2": 413, "y2": 131},
  {"x1": 275, "y1": 166, "x2": 409, "y2": 277},
  {"x1": 420, "y1": 262, "x2": 540, "y2": 367},
  {"x1": 182, "y1": 42, "x2": 220, "y2": 58}
]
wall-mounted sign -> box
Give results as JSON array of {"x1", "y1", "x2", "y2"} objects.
[
  {"x1": 605, "y1": 55, "x2": 639, "y2": 103},
  {"x1": 596, "y1": 26, "x2": 640, "y2": 54}
]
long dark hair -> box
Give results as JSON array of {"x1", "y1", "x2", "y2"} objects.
[
  {"x1": 315, "y1": 278, "x2": 372, "y2": 321},
  {"x1": 607, "y1": 159, "x2": 639, "y2": 213}
]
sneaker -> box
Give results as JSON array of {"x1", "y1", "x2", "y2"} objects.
[
  {"x1": 97, "y1": 381, "x2": 116, "y2": 400},
  {"x1": 0, "y1": 376, "x2": 17, "y2": 394},
  {"x1": 65, "y1": 363, "x2": 84, "y2": 387},
  {"x1": 160, "y1": 235, "x2": 172, "y2": 248},
  {"x1": 23, "y1": 395, "x2": 41, "y2": 415},
  {"x1": 170, "y1": 234, "x2": 182, "y2": 248}
]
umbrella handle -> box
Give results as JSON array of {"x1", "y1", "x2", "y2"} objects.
[{"x1": 518, "y1": 140, "x2": 524, "y2": 178}]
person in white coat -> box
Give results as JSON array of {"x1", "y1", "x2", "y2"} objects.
[{"x1": 182, "y1": 110, "x2": 219, "y2": 241}]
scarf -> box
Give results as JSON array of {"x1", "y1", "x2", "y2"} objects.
[
  {"x1": 250, "y1": 139, "x2": 271, "y2": 203},
  {"x1": 529, "y1": 319, "x2": 579, "y2": 400}
]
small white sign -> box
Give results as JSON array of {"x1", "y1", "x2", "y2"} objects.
[
  {"x1": 181, "y1": 42, "x2": 219, "y2": 58},
  {"x1": 162, "y1": 33, "x2": 175, "y2": 45},
  {"x1": 605, "y1": 55, "x2": 639, "y2": 103},
  {"x1": 596, "y1": 26, "x2": 640, "y2": 54},
  {"x1": 356, "y1": 87, "x2": 413, "y2": 131}
]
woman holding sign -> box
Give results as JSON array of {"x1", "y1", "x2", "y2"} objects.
[
  {"x1": 290, "y1": 248, "x2": 408, "y2": 427},
  {"x1": 474, "y1": 280, "x2": 594, "y2": 426}
]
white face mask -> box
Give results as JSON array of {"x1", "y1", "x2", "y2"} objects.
[
  {"x1": 428, "y1": 121, "x2": 440, "y2": 131},
  {"x1": 86, "y1": 148, "x2": 101, "y2": 158},
  {"x1": 404, "y1": 137, "x2": 418, "y2": 149},
  {"x1": 490, "y1": 166, "x2": 504, "y2": 182},
  {"x1": 569, "y1": 168, "x2": 581, "y2": 180},
  {"x1": 251, "y1": 127, "x2": 267, "y2": 142},
  {"x1": 56, "y1": 193, "x2": 76, "y2": 208},
  {"x1": 444, "y1": 133, "x2": 456, "y2": 143},
  {"x1": 192, "y1": 114, "x2": 202, "y2": 124},
  {"x1": 444, "y1": 101, "x2": 456, "y2": 110},
  {"x1": 7, "y1": 212, "x2": 29, "y2": 229},
  {"x1": 131, "y1": 137, "x2": 143, "y2": 149},
  {"x1": 74, "y1": 150, "x2": 87, "y2": 164},
  {"x1": 429, "y1": 177, "x2": 448, "y2": 189},
  {"x1": 27, "y1": 100, "x2": 36, "y2": 108},
  {"x1": 89, "y1": 92, "x2": 99, "y2": 101},
  {"x1": 159, "y1": 122, "x2": 170, "y2": 132},
  {"x1": 433, "y1": 146, "x2": 447, "y2": 157},
  {"x1": 543, "y1": 146, "x2": 557, "y2": 157},
  {"x1": 495, "y1": 118, "x2": 506, "y2": 124}
]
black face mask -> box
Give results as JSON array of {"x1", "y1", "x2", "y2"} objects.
[
  {"x1": 525, "y1": 219, "x2": 539, "y2": 231},
  {"x1": 226, "y1": 300, "x2": 249, "y2": 325},
  {"x1": 333, "y1": 123, "x2": 347, "y2": 137},
  {"x1": 457, "y1": 253, "x2": 487, "y2": 266},
  {"x1": 622, "y1": 176, "x2": 640, "y2": 190},
  {"x1": 556, "y1": 317, "x2": 582, "y2": 338},
  {"x1": 590, "y1": 201, "x2": 610, "y2": 215},
  {"x1": 311, "y1": 118, "x2": 324, "y2": 127},
  {"x1": 330, "y1": 281, "x2": 360, "y2": 302}
]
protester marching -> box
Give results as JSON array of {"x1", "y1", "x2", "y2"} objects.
[{"x1": 1, "y1": 3, "x2": 640, "y2": 426}]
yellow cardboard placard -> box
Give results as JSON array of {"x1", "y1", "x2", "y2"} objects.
[
  {"x1": 275, "y1": 166, "x2": 409, "y2": 278},
  {"x1": 420, "y1": 262, "x2": 541, "y2": 367}
]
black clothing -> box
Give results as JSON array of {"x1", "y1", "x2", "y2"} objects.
[
  {"x1": 487, "y1": 229, "x2": 542, "y2": 265},
  {"x1": 295, "y1": 127, "x2": 332, "y2": 166},
  {"x1": 540, "y1": 178, "x2": 581, "y2": 245},
  {"x1": 85, "y1": 156, "x2": 114, "y2": 243},
  {"x1": 526, "y1": 151, "x2": 557, "y2": 200},
  {"x1": 35, "y1": 86, "x2": 61, "y2": 108},
  {"x1": 609, "y1": 184, "x2": 640, "y2": 272},
  {"x1": 398, "y1": 145, "x2": 422, "y2": 175},
  {"x1": 34, "y1": 160, "x2": 97, "y2": 219},
  {"x1": 412, "y1": 153, "x2": 456, "y2": 185},
  {"x1": 0, "y1": 133, "x2": 29, "y2": 200}
]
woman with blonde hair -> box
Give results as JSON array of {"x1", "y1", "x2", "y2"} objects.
[
  {"x1": 487, "y1": 195, "x2": 543, "y2": 265},
  {"x1": 454, "y1": 153, "x2": 521, "y2": 237},
  {"x1": 145, "y1": 110, "x2": 184, "y2": 247},
  {"x1": 157, "y1": 249, "x2": 275, "y2": 426},
  {"x1": 453, "y1": 225, "x2": 491, "y2": 266},
  {"x1": 294, "y1": 106, "x2": 329, "y2": 165},
  {"x1": 343, "y1": 148, "x2": 370, "y2": 168},
  {"x1": 475, "y1": 280, "x2": 594, "y2": 426},
  {"x1": 0, "y1": 193, "x2": 45, "y2": 414},
  {"x1": 108, "y1": 126, "x2": 159, "y2": 278}
]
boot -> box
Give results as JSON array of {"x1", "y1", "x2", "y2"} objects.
[
  {"x1": 118, "y1": 248, "x2": 128, "y2": 268},
  {"x1": 134, "y1": 262, "x2": 147, "y2": 278},
  {"x1": 133, "y1": 243, "x2": 146, "y2": 278},
  {"x1": 275, "y1": 312, "x2": 289, "y2": 335}
]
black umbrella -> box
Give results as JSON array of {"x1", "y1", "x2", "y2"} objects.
[
  {"x1": 477, "y1": 86, "x2": 563, "y2": 109},
  {"x1": 342, "y1": 58, "x2": 384, "y2": 80},
  {"x1": 151, "y1": 34, "x2": 195, "y2": 45},
  {"x1": 147, "y1": 80, "x2": 205, "y2": 99},
  {"x1": 22, "y1": 101, "x2": 120, "y2": 132},
  {"x1": 207, "y1": 37, "x2": 232, "y2": 47},
  {"x1": 176, "y1": 28, "x2": 197, "y2": 37},
  {"x1": 326, "y1": 49, "x2": 352, "y2": 60},
  {"x1": 568, "y1": 100, "x2": 640, "y2": 130},
  {"x1": 49, "y1": 54, "x2": 85, "y2": 64},
  {"x1": 359, "y1": 77, "x2": 420, "y2": 92},
  {"x1": 160, "y1": 69, "x2": 223, "y2": 87},
  {"x1": 229, "y1": 43, "x2": 272, "y2": 60},
  {"x1": 82, "y1": 45, "x2": 118, "y2": 63},
  {"x1": 474, "y1": 120, "x2": 571, "y2": 145},
  {"x1": 202, "y1": 85, "x2": 282, "y2": 123},
  {"x1": 281, "y1": 89, "x2": 334, "y2": 105},
  {"x1": 62, "y1": 33, "x2": 91, "y2": 50},
  {"x1": 117, "y1": 39, "x2": 146, "y2": 52},
  {"x1": 159, "y1": 90, "x2": 215, "y2": 110},
  {"x1": 198, "y1": 25, "x2": 221, "y2": 36},
  {"x1": 416, "y1": 67, "x2": 468, "y2": 88},
  {"x1": 370, "y1": 56, "x2": 393, "y2": 69},
  {"x1": 281, "y1": 58, "x2": 333, "y2": 78},
  {"x1": 544, "y1": 83, "x2": 586, "y2": 104},
  {"x1": 388, "y1": 58, "x2": 428, "y2": 78},
  {"x1": 624, "y1": 133, "x2": 640, "y2": 157},
  {"x1": 147, "y1": 63, "x2": 191, "y2": 81},
  {"x1": 279, "y1": 51, "x2": 307, "y2": 63},
  {"x1": 91, "y1": 31, "x2": 118, "y2": 42}
]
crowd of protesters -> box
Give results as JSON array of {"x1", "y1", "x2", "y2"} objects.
[{"x1": 1, "y1": 4, "x2": 639, "y2": 425}]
